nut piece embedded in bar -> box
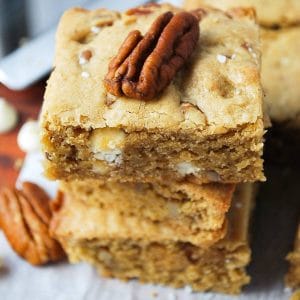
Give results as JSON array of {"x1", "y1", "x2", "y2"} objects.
[
  {"x1": 0, "y1": 182, "x2": 65, "y2": 265},
  {"x1": 104, "y1": 11, "x2": 200, "y2": 100}
]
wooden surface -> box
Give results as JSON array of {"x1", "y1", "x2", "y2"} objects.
[{"x1": 0, "y1": 82, "x2": 45, "y2": 189}]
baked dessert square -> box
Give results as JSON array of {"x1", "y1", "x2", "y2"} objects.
[
  {"x1": 51, "y1": 184, "x2": 255, "y2": 294},
  {"x1": 183, "y1": 1, "x2": 300, "y2": 128},
  {"x1": 59, "y1": 179, "x2": 235, "y2": 246},
  {"x1": 286, "y1": 223, "x2": 300, "y2": 289},
  {"x1": 41, "y1": 3, "x2": 265, "y2": 184},
  {"x1": 261, "y1": 27, "x2": 300, "y2": 129},
  {"x1": 261, "y1": 27, "x2": 300, "y2": 165},
  {"x1": 183, "y1": 0, "x2": 300, "y2": 27}
]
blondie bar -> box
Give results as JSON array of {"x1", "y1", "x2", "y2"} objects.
[
  {"x1": 286, "y1": 224, "x2": 300, "y2": 289},
  {"x1": 51, "y1": 184, "x2": 254, "y2": 294},
  {"x1": 261, "y1": 26, "x2": 300, "y2": 164},
  {"x1": 59, "y1": 179, "x2": 235, "y2": 245},
  {"x1": 41, "y1": 4, "x2": 264, "y2": 184},
  {"x1": 184, "y1": 0, "x2": 300, "y2": 27},
  {"x1": 261, "y1": 27, "x2": 300, "y2": 128}
]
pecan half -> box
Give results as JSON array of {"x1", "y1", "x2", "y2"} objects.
[
  {"x1": 0, "y1": 182, "x2": 65, "y2": 265},
  {"x1": 104, "y1": 11, "x2": 200, "y2": 100}
]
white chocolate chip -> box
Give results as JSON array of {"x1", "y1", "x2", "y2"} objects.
[
  {"x1": 94, "y1": 149, "x2": 122, "y2": 164},
  {"x1": 17, "y1": 120, "x2": 40, "y2": 152},
  {"x1": 0, "y1": 98, "x2": 18, "y2": 133},
  {"x1": 90, "y1": 127, "x2": 126, "y2": 165},
  {"x1": 176, "y1": 162, "x2": 201, "y2": 176},
  {"x1": 81, "y1": 71, "x2": 90, "y2": 79},
  {"x1": 217, "y1": 54, "x2": 227, "y2": 64},
  {"x1": 231, "y1": 53, "x2": 236, "y2": 59}
]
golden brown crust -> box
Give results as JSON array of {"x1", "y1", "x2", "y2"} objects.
[
  {"x1": 184, "y1": 1, "x2": 300, "y2": 128},
  {"x1": 42, "y1": 3, "x2": 262, "y2": 131},
  {"x1": 261, "y1": 27, "x2": 300, "y2": 128},
  {"x1": 0, "y1": 182, "x2": 65, "y2": 265},
  {"x1": 183, "y1": 0, "x2": 300, "y2": 27}
]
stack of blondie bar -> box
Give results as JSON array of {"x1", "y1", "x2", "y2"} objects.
[{"x1": 41, "y1": 3, "x2": 265, "y2": 294}]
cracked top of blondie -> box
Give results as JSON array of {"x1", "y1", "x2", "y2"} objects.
[{"x1": 42, "y1": 3, "x2": 262, "y2": 133}]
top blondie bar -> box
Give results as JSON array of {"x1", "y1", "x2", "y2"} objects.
[
  {"x1": 41, "y1": 3, "x2": 264, "y2": 183},
  {"x1": 184, "y1": 0, "x2": 300, "y2": 27}
]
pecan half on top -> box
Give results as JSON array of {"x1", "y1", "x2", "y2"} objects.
[
  {"x1": 0, "y1": 182, "x2": 65, "y2": 265},
  {"x1": 104, "y1": 11, "x2": 200, "y2": 100}
]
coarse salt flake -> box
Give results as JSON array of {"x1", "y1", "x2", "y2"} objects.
[
  {"x1": 91, "y1": 26, "x2": 101, "y2": 34},
  {"x1": 81, "y1": 71, "x2": 90, "y2": 79},
  {"x1": 217, "y1": 54, "x2": 227, "y2": 64}
]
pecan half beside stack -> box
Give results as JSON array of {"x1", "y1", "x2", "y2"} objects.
[
  {"x1": 0, "y1": 182, "x2": 65, "y2": 265},
  {"x1": 104, "y1": 11, "x2": 200, "y2": 100}
]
